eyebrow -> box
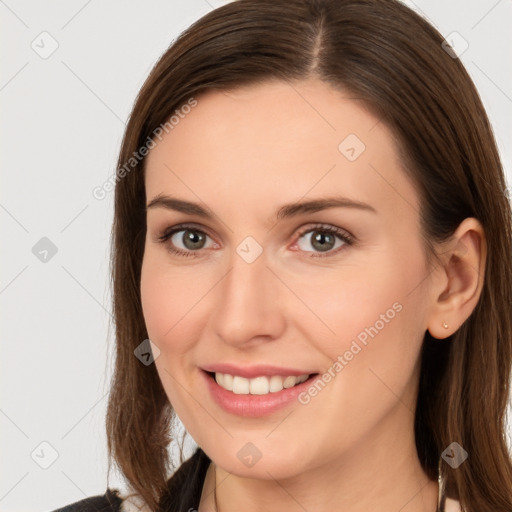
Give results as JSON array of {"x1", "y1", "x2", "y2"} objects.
[{"x1": 146, "y1": 194, "x2": 377, "y2": 220}]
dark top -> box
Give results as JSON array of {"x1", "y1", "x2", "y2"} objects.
[{"x1": 50, "y1": 447, "x2": 211, "y2": 512}]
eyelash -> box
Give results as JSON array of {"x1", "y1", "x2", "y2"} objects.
[{"x1": 156, "y1": 222, "x2": 355, "y2": 259}]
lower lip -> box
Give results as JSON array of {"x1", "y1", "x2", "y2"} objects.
[{"x1": 202, "y1": 370, "x2": 317, "y2": 417}]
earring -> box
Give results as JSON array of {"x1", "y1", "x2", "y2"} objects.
[
  {"x1": 437, "y1": 453, "x2": 446, "y2": 512},
  {"x1": 442, "y1": 321, "x2": 448, "y2": 329}
]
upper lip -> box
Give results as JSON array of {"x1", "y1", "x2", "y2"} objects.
[{"x1": 201, "y1": 363, "x2": 317, "y2": 379}]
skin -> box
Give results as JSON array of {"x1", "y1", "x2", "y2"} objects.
[{"x1": 140, "y1": 78, "x2": 486, "y2": 512}]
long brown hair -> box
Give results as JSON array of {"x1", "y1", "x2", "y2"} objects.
[{"x1": 105, "y1": 1, "x2": 512, "y2": 510}]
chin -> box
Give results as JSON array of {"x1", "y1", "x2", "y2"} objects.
[{"x1": 204, "y1": 438, "x2": 315, "y2": 481}]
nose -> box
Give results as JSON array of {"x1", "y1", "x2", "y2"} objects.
[{"x1": 210, "y1": 245, "x2": 286, "y2": 348}]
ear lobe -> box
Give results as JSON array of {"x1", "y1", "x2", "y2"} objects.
[{"x1": 426, "y1": 217, "x2": 486, "y2": 340}]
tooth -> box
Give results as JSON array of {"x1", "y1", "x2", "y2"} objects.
[
  {"x1": 296, "y1": 374, "x2": 308, "y2": 384},
  {"x1": 269, "y1": 375, "x2": 284, "y2": 392},
  {"x1": 223, "y1": 373, "x2": 233, "y2": 391},
  {"x1": 283, "y1": 376, "x2": 298, "y2": 388},
  {"x1": 215, "y1": 372, "x2": 224, "y2": 387},
  {"x1": 249, "y1": 376, "x2": 269, "y2": 395},
  {"x1": 232, "y1": 375, "x2": 250, "y2": 394}
]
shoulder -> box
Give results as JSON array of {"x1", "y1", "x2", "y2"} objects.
[
  {"x1": 49, "y1": 489, "x2": 123, "y2": 512},
  {"x1": 50, "y1": 448, "x2": 211, "y2": 512}
]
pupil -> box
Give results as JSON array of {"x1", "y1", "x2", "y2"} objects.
[
  {"x1": 184, "y1": 230, "x2": 205, "y2": 249},
  {"x1": 312, "y1": 231, "x2": 334, "y2": 252}
]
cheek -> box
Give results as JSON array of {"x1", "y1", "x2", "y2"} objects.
[
  {"x1": 141, "y1": 256, "x2": 169, "y2": 341},
  {"x1": 292, "y1": 245, "x2": 427, "y2": 377},
  {"x1": 285, "y1": 253, "x2": 427, "y2": 448},
  {"x1": 140, "y1": 253, "x2": 188, "y2": 353},
  {"x1": 140, "y1": 251, "x2": 216, "y2": 359},
  {"x1": 140, "y1": 253, "x2": 203, "y2": 414}
]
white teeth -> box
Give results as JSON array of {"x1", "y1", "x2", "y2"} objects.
[
  {"x1": 283, "y1": 376, "x2": 297, "y2": 388},
  {"x1": 249, "y1": 376, "x2": 269, "y2": 395},
  {"x1": 269, "y1": 375, "x2": 284, "y2": 392},
  {"x1": 223, "y1": 373, "x2": 233, "y2": 391},
  {"x1": 232, "y1": 375, "x2": 250, "y2": 394},
  {"x1": 214, "y1": 372, "x2": 310, "y2": 395}
]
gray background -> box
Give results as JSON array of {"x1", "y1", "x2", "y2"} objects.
[{"x1": 1, "y1": 1, "x2": 511, "y2": 511}]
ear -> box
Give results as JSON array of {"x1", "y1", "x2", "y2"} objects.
[{"x1": 426, "y1": 217, "x2": 487, "y2": 340}]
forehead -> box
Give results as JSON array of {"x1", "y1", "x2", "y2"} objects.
[{"x1": 144, "y1": 78, "x2": 420, "y2": 221}]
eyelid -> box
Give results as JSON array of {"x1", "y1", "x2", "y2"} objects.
[
  {"x1": 293, "y1": 223, "x2": 354, "y2": 246},
  {"x1": 155, "y1": 222, "x2": 216, "y2": 243}
]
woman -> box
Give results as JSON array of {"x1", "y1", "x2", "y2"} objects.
[{"x1": 52, "y1": 0, "x2": 512, "y2": 511}]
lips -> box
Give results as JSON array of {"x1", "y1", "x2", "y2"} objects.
[{"x1": 200, "y1": 364, "x2": 320, "y2": 416}]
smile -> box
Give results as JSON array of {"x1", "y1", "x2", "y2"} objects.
[{"x1": 202, "y1": 368, "x2": 319, "y2": 417}]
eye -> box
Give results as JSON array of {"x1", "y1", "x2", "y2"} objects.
[
  {"x1": 155, "y1": 222, "x2": 354, "y2": 259},
  {"x1": 293, "y1": 223, "x2": 354, "y2": 258},
  {"x1": 156, "y1": 224, "x2": 216, "y2": 258}
]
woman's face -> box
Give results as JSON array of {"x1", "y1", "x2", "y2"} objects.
[{"x1": 141, "y1": 78, "x2": 432, "y2": 479}]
